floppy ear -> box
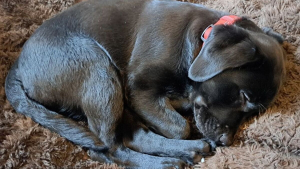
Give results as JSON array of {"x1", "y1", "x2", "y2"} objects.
[
  {"x1": 188, "y1": 25, "x2": 258, "y2": 82},
  {"x1": 262, "y1": 27, "x2": 284, "y2": 44}
]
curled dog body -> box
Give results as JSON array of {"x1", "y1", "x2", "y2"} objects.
[{"x1": 5, "y1": 0, "x2": 285, "y2": 168}]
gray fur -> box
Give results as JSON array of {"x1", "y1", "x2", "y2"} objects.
[{"x1": 5, "y1": 0, "x2": 285, "y2": 168}]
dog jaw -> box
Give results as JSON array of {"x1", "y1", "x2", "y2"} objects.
[{"x1": 193, "y1": 105, "x2": 235, "y2": 146}]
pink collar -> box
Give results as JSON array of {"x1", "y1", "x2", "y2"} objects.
[{"x1": 201, "y1": 15, "x2": 241, "y2": 46}]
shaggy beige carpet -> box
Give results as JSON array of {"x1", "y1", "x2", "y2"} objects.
[{"x1": 0, "y1": 0, "x2": 299, "y2": 168}]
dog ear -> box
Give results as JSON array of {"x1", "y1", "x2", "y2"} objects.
[
  {"x1": 262, "y1": 27, "x2": 284, "y2": 44},
  {"x1": 188, "y1": 25, "x2": 258, "y2": 82}
]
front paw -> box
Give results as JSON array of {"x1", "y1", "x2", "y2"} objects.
[
  {"x1": 201, "y1": 138, "x2": 217, "y2": 152},
  {"x1": 180, "y1": 139, "x2": 215, "y2": 165}
]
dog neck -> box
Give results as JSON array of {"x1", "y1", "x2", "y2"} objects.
[{"x1": 201, "y1": 15, "x2": 241, "y2": 46}]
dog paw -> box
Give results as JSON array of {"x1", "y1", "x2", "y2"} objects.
[
  {"x1": 202, "y1": 138, "x2": 217, "y2": 151},
  {"x1": 194, "y1": 138, "x2": 216, "y2": 155},
  {"x1": 180, "y1": 139, "x2": 216, "y2": 164}
]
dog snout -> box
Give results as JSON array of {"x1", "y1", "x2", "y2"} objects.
[{"x1": 217, "y1": 133, "x2": 233, "y2": 146}]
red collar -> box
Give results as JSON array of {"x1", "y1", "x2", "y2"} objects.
[{"x1": 201, "y1": 15, "x2": 241, "y2": 45}]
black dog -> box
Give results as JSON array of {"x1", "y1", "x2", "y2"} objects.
[{"x1": 5, "y1": 0, "x2": 285, "y2": 168}]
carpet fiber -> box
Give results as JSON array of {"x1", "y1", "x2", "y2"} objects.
[{"x1": 0, "y1": 0, "x2": 299, "y2": 168}]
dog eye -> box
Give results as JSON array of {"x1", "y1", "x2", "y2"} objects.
[{"x1": 241, "y1": 91, "x2": 251, "y2": 103}]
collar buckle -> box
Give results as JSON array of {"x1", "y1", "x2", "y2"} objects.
[{"x1": 201, "y1": 24, "x2": 214, "y2": 42}]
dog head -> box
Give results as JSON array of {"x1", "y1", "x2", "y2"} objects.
[{"x1": 188, "y1": 18, "x2": 285, "y2": 146}]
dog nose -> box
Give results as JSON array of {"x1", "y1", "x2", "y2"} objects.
[{"x1": 218, "y1": 133, "x2": 233, "y2": 146}]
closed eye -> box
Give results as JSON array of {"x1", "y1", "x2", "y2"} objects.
[
  {"x1": 240, "y1": 91, "x2": 261, "y2": 112},
  {"x1": 241, "y1": 91, "x2": 251, "y2": 104}
]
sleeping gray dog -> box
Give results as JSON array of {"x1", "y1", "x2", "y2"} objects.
[{"x1": 5, "y1": 0, "x2": 285, "y2": 168}]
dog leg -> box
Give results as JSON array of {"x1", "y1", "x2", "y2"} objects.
[
  {"x1": 131, "y1": 93, "x2": 191, "y2": 139},
  {"x1": 123, "y1": 125, "x2": 215, "y2": 165},
  {"x1": 65, "y1": 40, "x2": 125, "y2": 148},
  {"x1": 89, "y1": 145, "x2": 186, "y2": 169},
  {"x1": 81, "y1": 62, "x2": 124, "y2": 147},
  {"x1": 5, "y1": 60, "x2": 107, "y2": 151}
]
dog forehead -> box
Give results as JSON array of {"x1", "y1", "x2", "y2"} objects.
[
  {"x1": 198, "y1": 67, "x2": 274, "y2": 105},
  {"x1": 199, "y1": 76, "x2": 239, "y2": 102}
]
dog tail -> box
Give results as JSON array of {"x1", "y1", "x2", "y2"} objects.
[{"x1": 5, "y1": 59, "x2": 108, "y2": 152}]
